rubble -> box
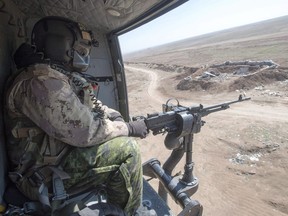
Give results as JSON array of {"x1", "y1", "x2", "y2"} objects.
[
  {"x1": 175, "y1": 60, "x2": 288, "y2": 93},
  {"x1": 229, "y1": 152, "x2": 262, "y2": 164},
  {"x1": 211, "y1": 60, "x2": 279, "y2": 68},
  {"x1": 254, "y1": 85, "x2": 283, "y2": 97},
  {"x1": 126, "y1": 62, "x2": 198, "y2": 73}
]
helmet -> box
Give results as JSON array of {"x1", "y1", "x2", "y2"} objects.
[{"x1": 31, "y1": 16, "x2": 94, "y2": 72}]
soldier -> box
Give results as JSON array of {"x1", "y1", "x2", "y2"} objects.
[{"x1": 5, "y1": 16, "x2": 148, "y2": 215}]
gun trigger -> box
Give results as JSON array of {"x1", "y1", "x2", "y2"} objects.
[{"x1": 160, "y1": 128, "x2": 166, "y2": 135}]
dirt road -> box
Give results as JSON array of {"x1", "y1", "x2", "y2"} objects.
[{"x1": 125, "y1": 65, "x2": 288, "y2": 216}]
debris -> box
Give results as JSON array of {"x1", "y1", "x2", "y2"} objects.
[
  {"x1": 254, "y1": 86, "x2": 264, "y2": 90},
  {"x1": 184, "y1": 76, "x2": 192, "y2": 81},
  {"x1": 175, "y1": 60, "x2": 288, "y2": 92},
  {"x1": 229, "y1": 152, "x2": 262, "y2": 164},
  {"x1": 211, "y1": 60, "x2": 279, "y2": 68}
]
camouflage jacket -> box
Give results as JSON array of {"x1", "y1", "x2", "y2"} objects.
[{"x1": 6, "y1": 64, "x2": 129, "y2": 161}]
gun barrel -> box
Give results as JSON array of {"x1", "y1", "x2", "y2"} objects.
[{"x1": 200, "y1": 96, "x2": 251, "y2": 113}]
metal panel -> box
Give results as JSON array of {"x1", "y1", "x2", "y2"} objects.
[
  {"x1": 10, "y1": 0, "x2": 162, "y2": 33},
  {"x1": 0, "y1": 0, "x2": 26, "y2": 206}
]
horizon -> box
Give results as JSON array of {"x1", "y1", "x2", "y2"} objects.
[
  {"x1": 119, "y1": 0, "x2": 288, "y2": 54},
  {"x1": 122, "y1": 14, "x2": 288, "y2": 56}
]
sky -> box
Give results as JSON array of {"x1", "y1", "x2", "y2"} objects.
[{"x1": 119, "y1": 0, "x2": 288, "y2": 54}]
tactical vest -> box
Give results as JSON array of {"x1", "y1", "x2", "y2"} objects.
[{"x1": 5, "y1": 64, "x2": 101, "y2": 207}]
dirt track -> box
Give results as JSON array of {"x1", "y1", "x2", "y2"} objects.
[{"x1": 125, "y1": 65, "x2": 288, "y2": 216}]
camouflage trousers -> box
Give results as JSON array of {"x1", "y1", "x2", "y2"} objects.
[{"x1": 61, "y1": 137, "x2": 143, "y2": 215}]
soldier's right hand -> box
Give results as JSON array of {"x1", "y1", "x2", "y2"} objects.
[{"x1": 126, "y1": 120, "x2": 148, "y2": 138}]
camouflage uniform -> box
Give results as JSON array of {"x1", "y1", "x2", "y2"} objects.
[{"x1": 5, "y1": 64, "x2": 142, "y2": 215}]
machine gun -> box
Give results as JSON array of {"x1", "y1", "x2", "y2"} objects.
[{"x1": 139, "y1": 95, "x2": 251, "y2": 216}]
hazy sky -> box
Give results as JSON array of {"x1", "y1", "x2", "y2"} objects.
[{"x1": 119, "y1": 0, "x2": 288, "y2": 54}]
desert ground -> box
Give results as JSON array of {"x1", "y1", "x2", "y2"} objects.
[
  {"x1": 125, "y1": 63, "x2": 288, "y2": 216},
  {"x1": 123, "y1": 15, "x2": 288, "y2": 216}
]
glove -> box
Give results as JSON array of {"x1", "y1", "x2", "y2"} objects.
[
  {"x1": 109, "y1": 111, "x2": 124, "y2": 122},
  {"x1": 126, "y1": 120, "x2": 148, "y2": 138}
]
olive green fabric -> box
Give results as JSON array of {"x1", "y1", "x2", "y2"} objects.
[{"x1": 62, "y1": 136, "x2": 142, "y2": 215}]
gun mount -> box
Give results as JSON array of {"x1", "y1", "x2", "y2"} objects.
[{"x1": 140, "y1": 95, "x2": 251, "y2": 216}]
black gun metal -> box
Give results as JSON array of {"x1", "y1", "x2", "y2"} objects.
[{"x1": 141, "y1": 94, "x2": 250, "y2": 216}]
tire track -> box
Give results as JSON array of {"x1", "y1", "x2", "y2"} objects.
[{"x1": 125, "y1": 65, "x2": 165, "y2": 105}]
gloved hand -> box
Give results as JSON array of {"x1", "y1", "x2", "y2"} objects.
[{"x1": 126, "y1": 120, "x2": 148, "y2": 138}]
